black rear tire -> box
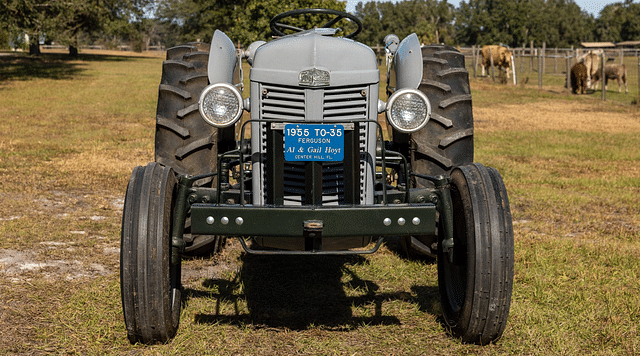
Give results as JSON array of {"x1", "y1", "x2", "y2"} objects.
[
  {"x1": 413, "y1": 44, "x2": 474, "y2": 180},
  {"x1": 120, "y1": 163, "x2": 182, "y2": 344},
  {"x1": 403, "y1": 45, "x2": 474, "y2": 257},
  {"x1": 438, "y1": 163, "x2": 514, "y2": 345},
  {"x1": 155, "y1": 42, "x2": 217, "y2": 177},
  {"x1": 155, "y1": 42, "x2": 227, "y2": 256}
]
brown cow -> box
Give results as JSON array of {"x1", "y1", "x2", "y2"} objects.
[
  {"x1": 591, "y1": 64, "x2": 628, "y2": 93},
  {"x1": 570, "y1": 62, "x2": 588, "y2": 94},
  {"x1": 480, "y1": 45, "x2": 512, "y2": 79}
]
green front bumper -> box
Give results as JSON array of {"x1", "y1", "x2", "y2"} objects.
[{"x1": 190, "y1": 204, "x2": 437, "y2": 238}]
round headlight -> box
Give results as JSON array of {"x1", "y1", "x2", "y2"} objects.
[
  {"x1": 198, "y1": 83, "x2": 244, "y2": 128},
  {"x1": 385, "y1": 89, "x2": 431, "y2": 133}
]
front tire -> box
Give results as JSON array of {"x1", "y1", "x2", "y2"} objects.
[
  {"x1": 120, "y1": 163, "x2": 182, "y2": 344},
  {"x1": 438, "y1": 163, "x2": 514, "y2": 345}
]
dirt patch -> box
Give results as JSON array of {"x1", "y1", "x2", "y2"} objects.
[{"x1": 0, "y1": 247, "x2": 113, "y2": 282}]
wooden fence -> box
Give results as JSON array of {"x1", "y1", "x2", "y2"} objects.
[{"x1": 459, "y1": 44, "x2": 640, "y2": 101}]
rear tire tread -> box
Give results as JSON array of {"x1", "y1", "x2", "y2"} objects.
[
  {"x1": 159, "y1": 84, "x2": 191, "y2": 100},
  {"x1": 155, "y1": 43, "x2": 216, "y2": 177},
  {"x1": 155, "y1": 43, "x2": 226, "y2": 257},
  {"x1": 177, "y1": 104, "x2": 199, "y2": 119},
  {"x1": 438, "y1": 68, "x2": 469, "y2": 77},
  {"x1": 439, "y1": 94, "x2": 472, "y2": 109},
  {"x1": 157, "y1": 115, "x2": 190, "y2": 138},
  {"x1": 411, "y1": 44, "x2": 473, "y2": 180},
  {"x1": 430, "y1": 112, "x2": 453, "y2": 128},
  {"x1": 175, "y1": 134, "x2": 215, "y2": 160},
  {"x1": 180, "y1": 73, "x2": 208, "y2": 85},
  {"x1": 163, "y1": 60, "x2": 195, "y2": 70},
  {"x1": 415, "y1": 148, "x2": 453, "y2": 169},
  {"x1": 439, "y1": 128, "x2": 473, "y2": 148},
  {"x1": 424, "y1": 57, "x2": 447, "y2": 65},
  {"x1": 421, "y1": 79, "x2": 451, "y2": 92}
]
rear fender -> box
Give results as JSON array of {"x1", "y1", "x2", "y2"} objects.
[
  {"x1": 208, "y1": 30, "x2": 240, "y2": 85},
  {"x1": 387, "y1": 33, "x2": 423, "y2": 93}
]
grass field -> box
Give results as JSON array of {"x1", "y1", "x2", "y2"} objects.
[{"x1": 0, "y1": 49, "x2": 639, "y2": 355}]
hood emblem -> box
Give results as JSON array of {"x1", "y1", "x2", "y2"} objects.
[{"x1": 299, "y1": 68, "x2": 330, "y2": 87}]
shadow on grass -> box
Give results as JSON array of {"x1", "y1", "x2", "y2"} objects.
[
  {"x1": 185, "y1": 252, "x2": 441, "y2": 331},
  {"x1": 0, "y1": 52, "x2": 146, "y2": 83}
]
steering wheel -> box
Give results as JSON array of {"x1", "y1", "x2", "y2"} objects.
[{"x1": 269, "y1": 8, "x2": 363, "y2": 39}]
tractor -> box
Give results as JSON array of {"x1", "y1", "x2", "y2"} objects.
[{"x1": 120, "y1": 8, "x2": 514, "y2": 345}]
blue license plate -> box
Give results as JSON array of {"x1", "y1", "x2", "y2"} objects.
[{"x1": 284, "y1": 124, "x2": 344, "y2": 162}]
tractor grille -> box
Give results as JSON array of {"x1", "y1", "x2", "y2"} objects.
[
  {"x1": 261, "y1": 85, "x2": 306, "y2": 121},
  {"x1": 254, "y1": 83, "x2": 374, "y2": 206},
  {"x1": 281, "y1": 161, "x2": 345, "y2": 205},
  {"x1": 323, "y1": 86, "x2": 368, "y2": 121},
  {"x1": 260, "y1": 84, "x2": 368, "y2": 121}
]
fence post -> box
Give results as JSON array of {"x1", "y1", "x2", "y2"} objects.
[
  {"x1": 544, "y1": 43, "x2": 548, "y2": 73},
  {"x1": 490, "y1": 47, "x2": 495, "y2": 82},
  {"x1": 511, "y1": 54, "x2": 517, "y2": 85},
  {"x1": 554, "y1": 47, "x2": 558, "y2": 74},
  {"x1": 601, "y1": 51, "x2": 606, "y2": 101},
  {"x1": 472, "y1": 45, "x2": 477, "y2": 78},
  {"x1": 620, "y1": 49, "x2": 624, "y2": 65},
  {"x1": 538, "y1": 49, "x2": 543, "y2": 88},
  {"x1": 566, "y1": 56, "x2": 572, "y2": 92},
  {"x1": 530, "y1": 41, "x2": 534, "y2": 71},
  {"x1": 637, "y1": 56, "x2": 639, "y2": 99},
  {"x1": 519, "y1": 48, "x2": 523, "y2": 79}
]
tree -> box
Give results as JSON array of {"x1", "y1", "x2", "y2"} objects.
[
  {"x1": 430, "y1": 0, "x2": 456, "y2": 44},
  {"x1": 231, "y1": 0, "x2": 351, "y2": 45},
  {"x1": 0, "y1": 0, "x2": 153, "y2": 55},
  {"x1": 551, "y1": 0, "x2": 594, "y2": 47},
  {"x1": 50, "y1": 1, "x2": 105, "y2": 55},
  {"x1": 0, "y1": 0, "x2": 59, "y2": 54},
  {"x1": 81, "y1": 0, "x2": 155, "y2": 52},
  {"x1": 595, "y1": 0, "x2": 640, "y2": 42},
  {"x1": 454, "y1": 0, "x2": 593, "y2": 47},
  {"x1": 353, "y1": 1, "x2": 384, "y2": 46},
  {"x1": 454, "y1": 0, "x2": 491, "y2": 45},
  {"x1": 354, "y1": 0, "x2": 455, "y2": 47},
  {"x1": 619, "y1": 2, "x2": 640, "y2": 40},
  {"x1": 155, "y1": 0, "x2": 348, "y2": 48}
]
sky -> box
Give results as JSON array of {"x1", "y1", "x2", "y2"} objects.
[{"x1": 344, "y1": 0, "x2": 633, "y2": 16}]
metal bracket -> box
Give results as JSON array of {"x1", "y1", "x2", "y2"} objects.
[
  {"x1": 412, "y1": 173, "x2": 454, "y2": 262},
  {"x1": 170, "y1": 172, "x2": 218, "y2": 265},
  {"x1": 236, "y1": 236, "x2": 385, "y2": 255}
]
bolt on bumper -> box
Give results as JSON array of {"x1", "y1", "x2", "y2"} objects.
[{"x1": 189, "y1": 204, "x2": 437, "y2": 238}]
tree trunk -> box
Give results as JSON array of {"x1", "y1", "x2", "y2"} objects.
[
  {"x1": 29, "y1": 40, "x2": 40, "y2": 56},
  {"x1": 29, "y1": 43, "x2": 40, "y2": 55}
]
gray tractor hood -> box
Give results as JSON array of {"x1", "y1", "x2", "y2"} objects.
[{"x1": 250, "y1": 34, "x2": 379, "y2": 87}]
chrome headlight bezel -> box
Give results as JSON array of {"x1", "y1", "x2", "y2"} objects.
[
  {"x1": 385, "y1": 88, "x2": 431, "y2": 133},
  {"x1": 198, "y1": 83, "x2": 244, "y2": 128}
]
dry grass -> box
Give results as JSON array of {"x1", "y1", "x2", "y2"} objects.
[
  {"x1": 0, "y1": 50, "x2": 639, "y2": 355},
  {"x1": 475, "y1": 98, "x2": 640, "y2": 134},
  {"x1": 0, "y1": 50, "x2": 161, "y2": 353}
]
